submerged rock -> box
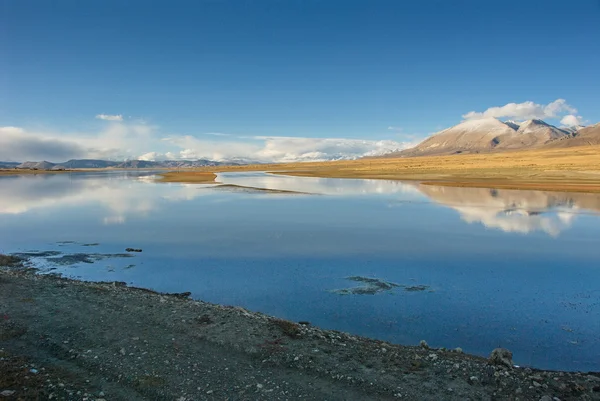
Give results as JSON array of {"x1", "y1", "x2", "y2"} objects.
[
  {"x1": 330, "y1": 276, "x2": 430, "y2": 295},
  {"x1": 404, "y1": 285, "x2": 430, "y2": 292},
  {"x1": 489, "y1": 348, "x2": 513, "y2": 368},
  {"x1": 330, "y1": 276, "x2": 400, "y2": 295},
  {"x1": 125, "y1": 248, "x2": 143, "y2": 253}
]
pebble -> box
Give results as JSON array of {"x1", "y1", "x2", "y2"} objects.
[
  {"x1": 539, "y1": 396, "x2": 552, "y2": 401},
  {"x1": 0, "y1": 391, "x2": 16, "y2": 397},
  {"x1": 419, "y1": 340, "x2": 429, "y2": 349}
]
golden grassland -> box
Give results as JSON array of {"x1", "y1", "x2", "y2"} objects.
[
  {"x1": 156, "y1": 171, "x2": 218, "y2": 183},
  {"x1": 199, "y1": 146, "x2": 600, "y2": 193}
]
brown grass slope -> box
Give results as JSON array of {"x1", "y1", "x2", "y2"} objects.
[{"x1": 198, "y1": 146, "x2": 600, "y2": 193}]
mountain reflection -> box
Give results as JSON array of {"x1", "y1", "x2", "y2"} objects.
[
  {"x1": 1, "y1": 172, "x2": 599, "y2": 236},
  {"x1": 414, "y1": 184, "x2": 600, "y2": 236}
]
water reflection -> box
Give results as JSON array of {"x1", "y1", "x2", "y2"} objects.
[
  {"x1": 412, "y1": 185, "x2": 600, "y2": 236},
  {"x1": 1, "y1": 172, "x2": 599, "y2": 236}
]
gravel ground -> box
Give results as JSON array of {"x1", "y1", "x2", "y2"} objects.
[{"x1": 1, "y1": 264, "x2": 599, "y2": 401}]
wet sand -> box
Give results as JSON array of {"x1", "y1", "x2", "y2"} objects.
[{"x1": 1, "y1": 261, "x2": 599, "y2": 401}]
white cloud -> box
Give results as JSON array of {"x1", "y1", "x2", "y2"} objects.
[
  {"x1": 1, "y1": 119, "x2": 413, "y2": 163},
  {"x1": 95, "y1": 114, "x2": 123, "y2": 121},
  {"x1": 462, "y1": 99, "x2": 578, "y2": 121},
  {"x1": 159, "y1": 135, "x2": 409, "y2": 163},
  {"x1": 138, "y1": 152, "x2": 165, "y2": 161},
  {"x1": 0, "y1": 120, "x2": 158, "y2": 162},
  {"x1": 560, "y1": 114, "x2": 585, "y2": 127}
]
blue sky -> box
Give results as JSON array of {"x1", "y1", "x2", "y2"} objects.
[{"x1": 1, "y1": 0, "x2": 599, "y2": 162}]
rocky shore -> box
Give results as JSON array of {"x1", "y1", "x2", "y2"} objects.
[{"x1": 1, "y1": 262, "x2": 599, "y2": 401}]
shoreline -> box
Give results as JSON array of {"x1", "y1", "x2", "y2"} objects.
[
  {"x1": 1, "y1": 262, "x2": 599, "y2": 400},
  {"x1": 3, "y1": 146, "x2": 600, "y2": 193}
]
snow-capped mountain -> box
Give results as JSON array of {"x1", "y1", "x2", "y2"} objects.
[{"x1": 394, "y1": 118, "x2": 572, "y2": 157}]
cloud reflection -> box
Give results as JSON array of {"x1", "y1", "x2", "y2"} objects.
[{"x1": 1, "y1": 172, "x2": 599, "y2": 237}]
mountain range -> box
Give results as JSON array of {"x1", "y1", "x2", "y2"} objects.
[
  {"x1": 3, "y1": 120, "x2": 599, "y2": 169},
  {"x1": 7, "y1": 159, "x2": 242, "y2": 171},
  {"x1": 389, "y1": 119, "x2": 600, "y2": 157}
]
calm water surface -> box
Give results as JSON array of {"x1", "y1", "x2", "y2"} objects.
[{"x1": 1, "y1": 171, "x2": 599, "y2": 371}]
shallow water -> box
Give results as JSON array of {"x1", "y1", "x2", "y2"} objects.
[{"x1": 1, "y1": 171, "x2": 599, "y2": 372}]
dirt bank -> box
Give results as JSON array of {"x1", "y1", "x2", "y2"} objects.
[
  {"x1": 1, "y1": 265, "x2": 599, "y2": 401},
  {"x1": 156, "y1": 172, "x2": 218, "y2": 184}
]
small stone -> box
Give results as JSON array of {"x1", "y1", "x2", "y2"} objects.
[
  {"x1": 515, "y1": 388, "x2": 523, "y2": 394},
  {"x1": 533, "y1": 381, "x2": 542, "y2": 388},
  {"x1": 257, "y1": 384, "x2": 264, "y2": 389},
  {"x1": 489, "y1": 348, "x2": 513, "y2": 368},
  {"x1": 454, "y1": 347, "x2": 463, "y2": 353},
  {"x1": 30, "y1": 368, "x2": 39, "y2": 374},
  {"x1": 381, "y1": 348, "x2": 387, "y2": 353},
  {"x1": 1, "y1": 391, "x2": 16, "y2": 397},
  {"x1": 419, "y1": 340, "x2": 429, "y2": 349},
  {"x1": 206, "y1": 390, "x2": 213, "y2": 394},
  {"x1": 539, "y1": 396, "x2": 553, "y2": 401},
  {"x1": 119, "y1": 348, "x2": 126, "y2": 356}
]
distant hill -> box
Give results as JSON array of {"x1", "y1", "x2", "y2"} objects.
[
  {"x1": 543, "y1": 123, "x2": 600, "y2": 148},
  {"x1": 391, "y1": 118, "x2": 571, "y2": 157},
  {"x1": 0, "y1": 161, "x2": 20, "y2": 168},
  {"x1": 59, "y1": 159, "x2": 121, "y2": 168},
  {"x1": 17, "y1": 161, "x2": 57, "y2": 170}
]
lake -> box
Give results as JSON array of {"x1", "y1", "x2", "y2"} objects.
[{"x1": 1, "y1": 171, "x2": 599, "y2": 372}]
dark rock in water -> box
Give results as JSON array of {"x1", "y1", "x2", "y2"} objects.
[
  {"x1": 331, "y1": 276, "x2": 432, "y2": 296},
  {"x1": 489, "y1": 348, "x2": 513, "y2": 368},
  {"x1": 12, "y1": 251, "x2": 133, "y2": 268},
  {"x1": 404, "y1": 285, "x2": 429, "y2": 292},
  {"x1": 45, "y1": 253, "x2": 133, "y2": 266},
  {"x1": 346, "y1": 276, "x2": 400, "y2": 290},
  {"x1": 330, "y1": 276, "x2": 401, "y2": 295},
  {"x1": 13, "y1": 251, "x2": 62, "y2": 258},
  {"x1": 126, "y1": 248, "x2": 143, "y2": 253}
]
